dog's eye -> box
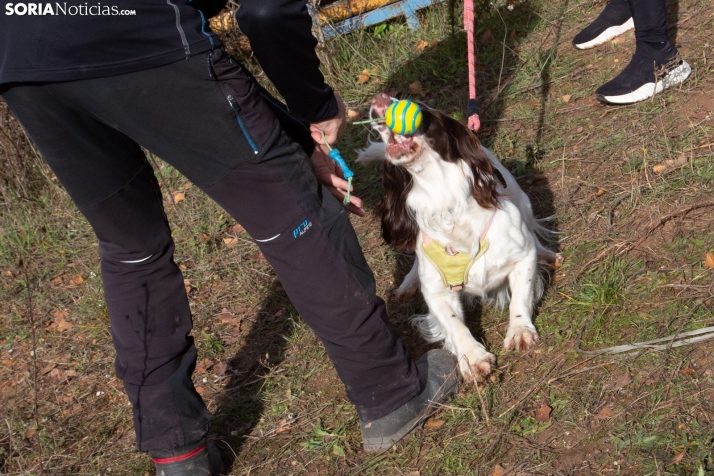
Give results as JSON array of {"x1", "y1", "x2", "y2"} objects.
[{"x1": 494, "y1": 169, "x2": 507, "y2": 188}]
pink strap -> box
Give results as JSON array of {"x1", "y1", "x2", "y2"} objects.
[{"x1": 464, "y1": 0, "x2": 480, "y2": 132}]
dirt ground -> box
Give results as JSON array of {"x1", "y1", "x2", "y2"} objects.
[{"x1": 1, "y1": 0, "x2": 713, "y2": 474}]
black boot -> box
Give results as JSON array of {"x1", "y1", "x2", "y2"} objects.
[
  {"x1": 151, "y1": 440, "x2": 224, "y2": 475},
  {"x1": 573, "y1": 0, "x2": 633, "y2": 50},
  {"x1": 360, "y1": 349, "x2": 460, "y2": 453}
]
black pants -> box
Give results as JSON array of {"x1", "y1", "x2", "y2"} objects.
[
  {"x1": 623, "y1": 0, "x2": 669, "y2": 43},
  {"x1": 2, "y1": 49, "x2": 420, "y2": 451}
]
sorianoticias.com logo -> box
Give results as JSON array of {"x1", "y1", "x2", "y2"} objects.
[{"x1": 5, "y1": 3, "x2": 136, "y2": 15}]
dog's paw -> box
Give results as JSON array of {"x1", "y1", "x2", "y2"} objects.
[
  {"x1": 503, "y1": 325, "x2": 540, "y2": 351},
  {"x1": 458, "y1": 347, "x2": 496, "y2": 382}
]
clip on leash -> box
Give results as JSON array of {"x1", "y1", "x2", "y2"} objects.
[{"x1": 320, "y1": 131, "x2": 354, "y2": 206}]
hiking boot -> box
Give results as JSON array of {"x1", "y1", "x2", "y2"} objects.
[
  {"x1": 573, "y1": 0, "x2": 633, "y2": 50},
  {"x1": 360, "y1": 349, "x2": 459, "y2": 453},
  {"x1": 151, "y1": 440, "x2": 224, "y2": 475},
  {"x1": 596, "y1": 41, "x2": 691, "y2": 104}
]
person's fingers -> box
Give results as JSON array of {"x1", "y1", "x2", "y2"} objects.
[{"x1": 325, "y1": 184, "x2": 364, "y2": 216}]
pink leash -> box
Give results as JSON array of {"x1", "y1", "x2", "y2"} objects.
[{"x1": 464, "y1": 0, "x2": 481, "y2": 132}]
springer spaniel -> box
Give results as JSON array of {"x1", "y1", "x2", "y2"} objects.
[{"x1": 357, "y1": 93, "x2": 562, "y2": 382}]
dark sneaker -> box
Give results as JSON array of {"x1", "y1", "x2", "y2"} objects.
[
  {"x1": 152, "y1": 440, "x2": 224, "y2": 475},
  {"x1": 573, "y1": 0, "x2": 633, "y2": 50},
  {"x1": 596, "y1": 41, "x2": 691, "y2": 104},
  {"x1": 360, "y1": 349, "x2": 459, "y2": 453}
]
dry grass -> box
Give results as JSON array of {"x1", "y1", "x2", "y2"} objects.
[{"x1": 1, "y1": 0, "x2": 713, "y2": 474}]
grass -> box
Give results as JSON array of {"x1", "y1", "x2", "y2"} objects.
[{"x1": 1, "y1": 0, "x2": 714, "y2": 474}]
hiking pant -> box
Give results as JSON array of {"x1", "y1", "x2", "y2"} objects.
[
  {"x1": 1, "y1": 48, "x2": 420, "y2": 451},
  {"x1": 609, "y1": 0, "x2": 669, "y2": 43}
]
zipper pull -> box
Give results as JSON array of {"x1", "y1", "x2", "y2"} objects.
[{"x1": 228, "y1": 95, "x2": 240, "y2": 111}]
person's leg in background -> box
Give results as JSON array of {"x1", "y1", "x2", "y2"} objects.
[{"x1": 572, "y1": 0, "x2": 690, "y2": 104}]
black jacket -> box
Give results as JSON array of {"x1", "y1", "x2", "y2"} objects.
[{"x1": 0, "y1": 0, "x2": 337, "y2": 122}]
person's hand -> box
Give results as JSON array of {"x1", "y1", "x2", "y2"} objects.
[
  {"x1": 309, "y1": 94, "x2": 364, "y2": 216},
  {"x1": 310, "y1": 144, "x2": 365, "y2": 216}
]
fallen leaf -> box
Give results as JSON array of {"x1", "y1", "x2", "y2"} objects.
[
  {"x1": 195, "y1": 386, "x2": 205, "y2": 395},
  {"x1": 347, "y1": 109, "x2": 360, "y2": 121},
  {"x1": 562, "y1": 94, "x2": 572, "y2": 103},
  {"x1": 184, "y1": 279, "x2": 191, "y2": 293},
  {"x1": 554, "y1": 274, "x2": 565, "y2": 282},
  {"x1": 512, "y1": 120, "x2": 522, "y2": 131},
  {"x1": 491, "y1": 464, "x2": 507, "y2": 476},
  {"x1": 222, "y1": 237, "x2": 238, "y2": 248},
  {"x1": 70, "y1": 275, "x2": 84, "y2": 285},
  {"x1": 275, "y1": 418, "x2": 292, "y2": 434},
  {"x1": 416, "y1": 39, "x2": 429, "y2": 50},
  {"x1": 408, "y1": 81, "x2": 424, "y2": 96},
  {"x1": 170, "y1": 190, "x2": 185, "y2": 203},
  {"x1": 196, "y1": 358, "x2": 216, "y2": 374},
  {"x1": 532, "y1": 404, "x2": 552, "y2": 423},
  {"x1": 479, "y1": 29, "x2": 494, "y2": 45},
  {"x1": 670, "y1": 449, "x2": 686, "y2": 465},
  {"x1": 681, "y1": 368, "x2": 696, "y2": 376},
  {"x1": 705, "y1": 252, "x2": 714, "y2": 269},
  {"x1": 25, "y1": 428, "x2": 37, "y2": 439},
  {"x1": 588, "y1": 96, "x2": 601, "y2": 106},
  {"x1": 595, "y1": 406, "x2": 614, "y2": 419},
  {"x1": 614, "y1": 58, "x2": 619, "y2": 63},
  {"x1": 509, "y1": 29, "x2": 516, "y2": 38},
  {"x1": 596, "y1": 189, "x2": 606, "y2": 197},
  {"x1": 41, "y1": 363, "x2": 57, "y2": 375},
  {"x1": 606, "y1": 372, "x2": 632, "y2": 391},
  {"x1": 4, "y1": 270, "x2": 13, "y2": 277},
  {"x1": 182, "y1": 182, "x2": 193, "y2": 190},
  {"x1": 50, "y1": 368, "x2": 67, "y2": 382},
  {"x1": 424, "y1": 419, "x2": 445, "y2": 429},
  {"x1": 370, "y1": 67, "x2": 378, "y2": 74},
  {"x1": 228, "y1": 223, "x2": 244, "y2": 235},
  {"x1": 653, "y1": 163, "x2": 667, "y2": 173},
  {"x1": 49, "y1": 276, "x2": 63, "y2": 286},
  {"x1": 357, "y1": 69, "x2": 370, "y2": 84}
]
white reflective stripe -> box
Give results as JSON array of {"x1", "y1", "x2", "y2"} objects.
[
  {"x1": 119, "y1": 254, "x2": 154, "y2": 264},
  {"x1": 255, "y1": 234, "x2": 280, "y2": 243}
]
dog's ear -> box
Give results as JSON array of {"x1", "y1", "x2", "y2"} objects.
[
  {"x1": 379, "y1": 161, "x2": 419, "y2": 250},
  {"x1": 423, "y1": 109, "x2": 501, "y2": 210}
]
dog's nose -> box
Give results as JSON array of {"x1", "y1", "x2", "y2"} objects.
[{"x1": 371, "y1": 93, "x2": 391, "y2": 117}]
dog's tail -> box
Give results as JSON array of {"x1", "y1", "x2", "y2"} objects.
[{"x1": 355, "y1": 142, "x2": 387, "y2": 165}]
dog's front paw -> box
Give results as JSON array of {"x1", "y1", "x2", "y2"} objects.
[
  {"x1": 504, "y1": 325, "x2": 540, "y2": 351},
  {"x1": 458, "y1": 347, "x2": 496, "y2": 382}
]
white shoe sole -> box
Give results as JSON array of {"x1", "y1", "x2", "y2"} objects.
[
  {"x1": 574, "y1": 17, "x2": 634, "y2": 49},
  {"x1": 598, "y1": 60, "x2": 692, "y2": 104}
]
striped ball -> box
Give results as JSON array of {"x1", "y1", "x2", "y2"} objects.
[{"x1": 385, "y1": 99, "x2": 423, "y2": 135}]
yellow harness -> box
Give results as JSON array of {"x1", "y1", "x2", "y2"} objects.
[{"x1": 420, "y1": 213, "x2": 495, "y2": 291}]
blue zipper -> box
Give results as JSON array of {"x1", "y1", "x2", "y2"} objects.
[{"x1": 227, "y1": 95, "x2": 259, "y2": 154}]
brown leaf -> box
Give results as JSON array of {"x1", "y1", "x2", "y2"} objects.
[
  {"x1": 606, "y1": 372, "x2": 632, "y2": 391},
  {"x1": 416, "y1": 39, "x2": 429, "y2": 51},
  {"x1": 357, "y1": 69, "x2": 370, "y2": 84},
  {"x1": 669, "y1": 449, "x2": 686, "y2": 466},
  {"x1": 595, "y1": 406, "x2": 614, "y2": 419},
  {"x1": 216, "y1": 361, "x2": 230, "y2": 376},
  {"x1": 681, "y1": 368, "x2": 696, "y2": 376},
  {"x1": 347, "y1": 109, "x2": 361, "y2": 121},
  {"x1": 408, "y1": 81, "x2": 424, "y2": 96},
  {"x1": 25, "y1": 428, "x2": 37, "y2": 439},
  {"x1": 509, "y1": 29, "x2": 516, "y2": 38},
  {"x1": 562, "y1": 94, "x2": 572, "y2": 104},
  {"x1": 196, "y1": 358, "x2": 216, "y2": 374},
  {"x1": 275, "y1": 418, "x2": 292, "y2": 434},
  {"x1": 183, "y1": 279, "x2": 191, "y2": 293},
  {"x1": 50, "y1": 368, "x2": 66, "y2": 383},
  {"x1": 596, "y1": 189, "x2": 606, "y2": 197},
  {"x1": 512, "y1": 120, "x2": 522, "y2": 131},
  {"x1": 182, "y1": 182, "x2": 193, "y2": 190},
  {"x1": 70, "y1": 275, "x2": 84, "y2": 285},
  {"x1": 41, "y1": 363, "x2": 57, "y2": 375},
  {"x1": 222, "y1": 237, "x2": 238, "y2": 248},
  {"x1": 478, "y1": 29, "x2": 494, "y2": 45},
  {"x1": 491, "y1": 464, "x2": 507, "y2": 476},
  {"x1": 49, "y1": 276, "x2": 63, "y2": 286},
  {"x1": 195, "y1": 386, "x2": 205, "y2": 395},
  {"x1": 705, "y1": 252, "x2": 714, "y2": 269},
  {"x1": 653, "y1": 163, "x2": 667, "y2": 173},
  {"x1": 228, "y1": 223, "x2": 244, "y2": 235},
  {"x1": 424, "y1": 418, "x2": 445, "y2": 429},
  {"x1": 532, "y1": 404, "x2": 552, "y2": 423},
  {"x1": 170, "y1": 190, "x2": 185, "y2": 203}
]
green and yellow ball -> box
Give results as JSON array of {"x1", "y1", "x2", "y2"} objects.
[{"x1": 385, "y1": 99, "x2": 423, "y2": 135}]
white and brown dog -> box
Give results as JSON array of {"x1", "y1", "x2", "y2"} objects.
[{"x1": 357, "y1": 93, "x2": 562, "y2": 382}]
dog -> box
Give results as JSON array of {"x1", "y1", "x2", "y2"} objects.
[{"x1": 356, "y1": 93, "x2": 562, "y2": 382}]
